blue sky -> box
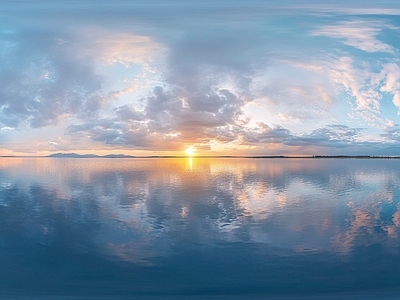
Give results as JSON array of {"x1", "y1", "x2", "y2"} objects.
[{"x1": 1, "y1": 0, "x2": 400, "y2": 156}]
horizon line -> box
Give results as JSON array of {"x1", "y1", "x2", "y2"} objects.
[{"x1": 1, "y1": 154, "x2": 400, "y2": 159}]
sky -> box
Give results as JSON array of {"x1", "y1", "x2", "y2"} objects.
[{"x1": 1, "y1": 0, "x2": 400, "y2": 156}]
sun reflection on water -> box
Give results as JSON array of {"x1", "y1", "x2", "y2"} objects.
[{"x1": 188, "y1": 156, "x2": 193, "y2": 170}]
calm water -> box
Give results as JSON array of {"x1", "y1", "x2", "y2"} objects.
[{"x1": 1, "y1": 158, "x2": 400, "y2": 298}]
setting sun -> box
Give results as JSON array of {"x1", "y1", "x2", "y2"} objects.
[{"x1": 185, "y1": 145, "x2": 196, "y2": 156}]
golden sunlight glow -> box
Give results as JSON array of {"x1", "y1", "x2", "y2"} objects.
[
  {"x1": 188, "y1": 157, "x2": 193, "y2": 170},
  {"x1": 185, "y1": 145, "x2": 196, "y2": 156}
]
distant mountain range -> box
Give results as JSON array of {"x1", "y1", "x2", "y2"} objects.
[{"x1": 48, "y1": 153, "x2": 135, "y2": 158}]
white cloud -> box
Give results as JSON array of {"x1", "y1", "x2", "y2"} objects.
[
  {"x1": 250, "y1": 60, "x2": 338, "y2": 127},
  {"x1": 378, "y1": 63, "x2": 400, "y2": 115},
  {"x1": 312, "y1": 20, "x2": 398, "y2": 53},
  {"x1": 325, "y1": 56, "x2": 385, "y2": 127},
  {"x1": 220, "y1": 50, "x2": 399, "y2": 136}
]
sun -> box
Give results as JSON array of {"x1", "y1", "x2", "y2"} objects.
[{"x1": 185, "y1": 145, "x2": 196, "y2": 156}]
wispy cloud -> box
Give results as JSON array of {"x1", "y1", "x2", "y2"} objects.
[
  {"x1": 242, "y1": 123, "x2": 365, "y2": 148},
  {"x1": 76, "y1": 28, "x2": 166, "y2": 66},
  {"x1": 381, "y1": 124, "x2": 400, "y2": 142},
  {"x1": 312, "y1": 20, "x2": 398, "y2": 53},
  {"x1": 378, "y1": 63, "x2": 400, "y2": 115},
  {"x1": 327, "y1": 56, "x2": 383, "y2": 126}
]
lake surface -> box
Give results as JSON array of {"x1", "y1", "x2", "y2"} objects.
[{"x1": 1, "y1": 157, "x2": 400, "y2": 299}]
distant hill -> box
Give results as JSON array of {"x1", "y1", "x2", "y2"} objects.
[
  {"x1": 103, "y1": 154, "x2": 135, "y2": 158},
  {"x1": 48, "y1": 153, "x2": 135, "y2": 158},
  {"x1": 48, "y1": 153, "x2": 99, "y2": 158}
]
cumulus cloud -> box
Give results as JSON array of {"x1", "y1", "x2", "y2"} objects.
[
  {"x1": 59, "y1": 18, "x2": 271, "y2": 152},
  {"x1": 2, "y1": 3, "x2": 267, "y2": 153},
  {"x1": 242, "y1": 122, "x2": 292, "y2": 145},
  {"x1": 0, "y1": 22, "x2": 165, "y2": 129},
  {"x1": 67, "y1": 84, "x2": 246, "y2": 151},
  {"x1": 115, "y1": 105, "x2": 145, "y2": 121},
  {"x1": 67, "y1": 117, "x2": 148, "y2": 147},
  {"x1": 0, "y1": 29, "x2": 106, "y2": 128}
]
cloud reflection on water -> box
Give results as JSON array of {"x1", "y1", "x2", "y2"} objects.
[{"x1": 1, "y1": 157, "x2": 400, "y2": 295}]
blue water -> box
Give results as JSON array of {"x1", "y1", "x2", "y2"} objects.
[{"x1": 1, "y1": 157, "x2": 400, "y2": 298}]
